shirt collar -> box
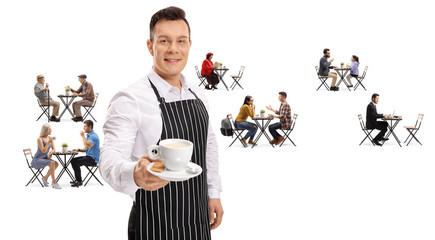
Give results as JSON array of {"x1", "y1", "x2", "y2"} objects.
[
  {"x1": 147, "y1": 67, "x2": 189, "y2": 97},
  {"x1": 87, "y1": 130, "x2": 94, "y2": 137}
]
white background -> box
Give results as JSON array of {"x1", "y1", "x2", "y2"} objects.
[{"x1": 1, "y1": 0, "x2": 434, "y2": 239}]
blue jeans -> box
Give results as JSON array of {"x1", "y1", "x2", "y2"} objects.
[
  {"x1": 268, "y1": 122, "x2": 282, "y2": 140},
  {"x1": 235, "y1": 121, "x2": 258, "y2": 140}
]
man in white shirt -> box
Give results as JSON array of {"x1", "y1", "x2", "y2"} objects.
[{"x1": 100, "y1": 6, "x2": 223, "y2": 240}]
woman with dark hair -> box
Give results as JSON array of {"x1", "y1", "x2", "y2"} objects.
[
  {"x1": 234, "y1": 96, "x2": 258, "y2": 145},
  {"x1": 346, "y1": 55, "x2": 359, "y2": 87},
  {"x1": 201, "y1": 52, "x2": 219, "y2": 90},
  {"x1": 31, "y1": 123, "x2": 61, "y2": 189}
]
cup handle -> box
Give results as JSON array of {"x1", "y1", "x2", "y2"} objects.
[{"x1": 147, "y1": 145, "x2": 160, "y2": 160}]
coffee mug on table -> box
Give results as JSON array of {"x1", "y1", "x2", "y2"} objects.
[{"x1": 147, "y1": 139, "x2": 193, "y2": 171}]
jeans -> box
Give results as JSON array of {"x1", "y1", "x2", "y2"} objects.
[
  {"x1": 235, "y1": 121, "x2": 258, "y2": 140},
  {"x1": 268, "y1": 122, "x2": 282, "y2": 140},
  {"x1": 71, "y1": 156, "x2": 95, "y2": 182}
]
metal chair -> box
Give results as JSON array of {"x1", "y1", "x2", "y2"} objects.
[
  {"x1": 23, "y1": 148, "x2": 46, "y2": 187},
  {"x1": 195, "y1": 66, "x2": 207, "y2": 87},
  {"x1": 229, "y1": 66, "x2": 245, "y2": 90},
  {"x1": 278, "y1": 113, "x2": 297, "y2": 147},
  {"x1": 403, "y1": 113, "x2": 424, "y2": 146},
  {"x1": 83, "y1": 93, "x2": 99, "y2": 122},
  {"x1": 354, "y1": 66, "x2": 368, "y2": 91},
  {"x1": 227, "y1": 114, "x2": 247, "y2": 147},
  {"x1": 36, "y1": 90, "x2": 50, "y2": 122},
  {"x1": 83, "y1": 164, "x2": 104, "y2": 186},
  {"x1": 358, "y1": 114, "x2": 376, "y2": 146},
  {"x1": 315, "y1": 66, "x2": 330, "y2": 91}
]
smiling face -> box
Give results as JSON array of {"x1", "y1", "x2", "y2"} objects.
[
  {"x1": 83, "y1": 123, "x2": 92, "y2": 134},
  {"x1": 147, "y1": 19, "x2": 192, "y2": 81},
  {"x1": 48, "y1": 127, "x2": 52, "y2": 136},
  {"x1": 351, "y1": 56, "x2": 355, "y2": 62}
]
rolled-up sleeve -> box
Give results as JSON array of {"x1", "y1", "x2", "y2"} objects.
[{"x1": 100, "y1": 91, "x2": 140, "y2": 198}]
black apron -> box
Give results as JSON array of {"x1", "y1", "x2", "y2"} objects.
[{"x1": 128, "y1": 79, "x2": 211, "y2": 240}]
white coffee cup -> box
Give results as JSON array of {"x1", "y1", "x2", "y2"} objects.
[{"x1": 147, "y1": 139, "x2": 193, "y2": 171}]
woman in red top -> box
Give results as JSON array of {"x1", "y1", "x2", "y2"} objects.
[{"x1": 201, "y1": 53, "x2": 219, "y2": 90}]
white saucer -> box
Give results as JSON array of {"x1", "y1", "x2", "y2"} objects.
[{"x1": 147, "y1": 162, "x2": 202, "y2": 182}]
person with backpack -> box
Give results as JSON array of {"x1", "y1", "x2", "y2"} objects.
[{"x1": 235, "y1": 95, "x2": 258, "y2": 145}]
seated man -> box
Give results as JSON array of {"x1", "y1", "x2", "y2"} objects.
[
  {"x1": 67, "y1": 74, "x2": 95, "y2": 122},
  {"x1": 366, "y1": 93, "x2": 389, "y2": 146},
  {"x1": 319, "y1": 48, "x2": 339, "y2": 91},
  {"x1": 34, "y1": 74, "x2": 60, "y2": 122},
  {"x1": 70, "y1": 120, "x2": 100, "y2": 187},
  {"x1": 266, "y1": 91, "x2": 292, "y2": 145}
]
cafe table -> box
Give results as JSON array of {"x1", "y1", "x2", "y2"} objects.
[
  {"x1": 382, "y1": 116, "x2": 403, "y2": 147},
  {"x1": 57, "y1": 94, "x2": 76, "y2": 119},
  {"x1": 213, "y1": 68, "x2": 230, "y2": 91},
  {"x1": 251, "y1": 116, "x2": 275, "y2": 148},
  {"x1": 54, "y1": 151, "x2": 78, "y2": 182},
  {"x1": 334, "y1": 67, "x2": 351, "y2": 91}
]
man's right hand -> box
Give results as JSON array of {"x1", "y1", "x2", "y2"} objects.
[{"x1": 134, "y1": 154, "x2": 169, "y2": 191}]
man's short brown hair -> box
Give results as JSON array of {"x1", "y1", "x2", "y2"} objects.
[{"x1": 149, "y1": 6, "x2": 190, "y2": 42}]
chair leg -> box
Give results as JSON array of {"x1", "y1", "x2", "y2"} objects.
[
  {"x1": 405, "y1": 129, "x2": 422, "y2": 146},
  {"x1": 84, "y1": 166, "x2": 104, "y2": 186}
]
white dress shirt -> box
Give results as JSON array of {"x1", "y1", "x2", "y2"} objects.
[{"x1": 100, "y1": 68, "x2": 222, "y2": 200}]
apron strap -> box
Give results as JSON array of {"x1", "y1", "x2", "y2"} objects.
[
  {"x1": 148, "y1": 78, "x2": 166, "y2": 104},
  {"x1": 188, "y1": 88, "x2": 201, "y2": 100}
]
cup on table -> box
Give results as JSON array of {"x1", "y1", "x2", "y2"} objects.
[{"x1": 147, "y1": 139, "x2": 193, "y2": 171}]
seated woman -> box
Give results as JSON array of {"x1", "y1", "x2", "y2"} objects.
[
  {"x1": 346, "y1": 55, "x2": 359, "y2": 87},
  {"x1": 201, "y1": 52, "x2": 219, "y2": 90},
  {"x1": 235, "y1": 96, "x2": 258, "y2": 145},
  {"x1": 31, "y1": 123, "x2": 61, "y2": 189}
]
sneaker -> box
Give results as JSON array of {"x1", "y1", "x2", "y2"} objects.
[
  {"x1": 41, "y1": 177, "x2": 49, "y2": 187},
  {"x1": 51, "y1": 183, "x2": 62, "y2": 189}
]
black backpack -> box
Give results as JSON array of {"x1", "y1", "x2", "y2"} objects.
[{"x1": 220, "y1": 117, "x2": 233, "y2": 136}]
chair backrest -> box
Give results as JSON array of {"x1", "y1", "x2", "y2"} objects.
[
  {"x1": 291, "y1": 113, "x2": 298, "y2": 130},
  {"x1": 315, "y1": 66, "x2": 324, "y2": 78},
  {"x1": 92, "y1": 93, "x2": 99, "y2": 107},
  {"x1": 414, "y1": 113, "x2": 424, "y2": 129},
  {"x1": 361, "y1": 66, "x2": 368, "y2": 78},
  {"x1": 358, "y1": 114, "x2": 366, "y2": 130},
  {"x1": 238, "y1": 66, "x2": 245, "y2": 78},
  {"x1": 23, "y1": 148, "x2": 33, "y2": 168},
  {"x1": 227, "y1": 114, "x2": 236, "y2": 129},
  {"x1": 194, "y1": 66, "x2": 202, "y2": 78}
]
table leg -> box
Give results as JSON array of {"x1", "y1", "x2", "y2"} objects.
[
  {"x1": 383, "y1": 120, "x2": 402, "y2": 147},
  {"x1": 251, "y1": 119, "x2": 263, "y2": 148},
  {"x1": 58, "y1": 98, "x2": 69, "y2": 119},
  {"x1": 65, "y1": 97, "x2": 76, "y2": 117}
]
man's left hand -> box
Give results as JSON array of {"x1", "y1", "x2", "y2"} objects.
[{"x1": 209, "y1": 198, "x2": 223, "y2": 230}]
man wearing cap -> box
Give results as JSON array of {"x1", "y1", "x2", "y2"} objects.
[
  {"x1": 67, "y1": 74, "x2": 95, "y2": 122},
  {"x1": 201, "y1": 52, "x2": 219, "y2": 89},
  {"x1": 34, "y1": 74, "x2": 60, "y2": 122}
]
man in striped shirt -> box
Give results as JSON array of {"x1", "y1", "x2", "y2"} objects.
[{"x1": 267, "y1": 91, "x2": 292, "y2": 145}]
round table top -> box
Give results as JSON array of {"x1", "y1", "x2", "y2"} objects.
[{"x1": 54, "y1": 151, "x2": 79, "y2": 155}]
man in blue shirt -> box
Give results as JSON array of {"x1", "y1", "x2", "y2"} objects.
[{"x1": 71, "y1": 120, "x2": 100, "y2": 187}]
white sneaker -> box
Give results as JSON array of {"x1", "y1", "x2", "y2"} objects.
[
  {"x1": 41, "y1": 177, "x2": 49, "y2": 187},
  {"x1": 51, "y1": 183, "x2": 62, "y2": 189}
]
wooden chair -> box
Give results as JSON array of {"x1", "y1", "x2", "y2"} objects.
[
  {"x1": 83, "y1": 93, "x2": 99, "y2": 122},
  {"x1": 315, "y1": 66, "x2": 330, "y2": 91},
  {"x1": 404, "y1": 113, "x2": 424, "y2": 146},
  {"x1": 23, "y1": 148, "x2": 46, "y2": 187},
  {"x1": 278, "y1": 113, "x2": 298, "y2": 147},
  {"x1": 195, "y1": 66, "x2": 207, "y2": 87},
  {"x1": 354, "y1": 66, "x2": 368, "y2": 91},
  {"x1": 358, "y1": 114, "x2": 376, "y2": 146},
  {"x1": 229, "y1": 66, "x2": 245, "y2": 90}
]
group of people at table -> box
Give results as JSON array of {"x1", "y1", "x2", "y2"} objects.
[
  {"x1": 234, "y1": 92, "x2": 292, "y2": 146},
  {"x1": 34, "y1": 74, "x2": 95, "y2": 122},
  {"x1": 30, "y1": 120, "x2": 100, "y2": 189},
  {"x1": 318, "y1": 48, "x2": 360, "y2": 91}
]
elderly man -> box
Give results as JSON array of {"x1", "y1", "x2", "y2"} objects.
[
  {"x1": 67, "y1": 74, "x2": 95, "y2": 122},
  {"x1": 34, "y1": 74, "x2": 60, "y2": 122}
]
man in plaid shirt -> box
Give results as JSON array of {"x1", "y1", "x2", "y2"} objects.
[{"x1": 266, "y1": 92, "x2": 292, "y2": 145}]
